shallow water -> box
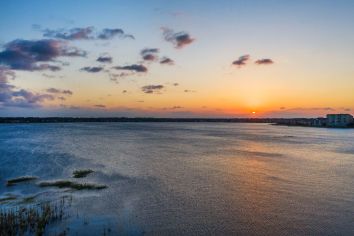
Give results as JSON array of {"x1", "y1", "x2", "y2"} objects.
[{"x1": 0, "y1": 123, "x2": 353, "y2": 235}]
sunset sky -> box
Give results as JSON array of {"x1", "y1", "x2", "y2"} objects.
[{"x1": 1, "y1": 0, "x2": 354, "y2": 117}]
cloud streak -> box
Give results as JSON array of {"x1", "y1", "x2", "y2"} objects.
[
  {"x1": 141, "y1": 85, "x2": 164, "y2": 94},
  {"x1": 255, "y1": 58, "x2": 274, "y2": 65},
  {"x1": 113, "y1": 64, "x2": 147, "y2": 73},
  {"x1": 43, "y1": 27, "x2": 134, "y2": 41},
  {"x1": 80, "y1": 66, "x2": 104, "y2": 73},
  {"x1": 43, "y1": 27, "x2": 94, "y2": 40},
  {"x1": 97, "y1": 55, "x2": 112, "y2": 63},
  {"x1": 46, "y1": 88, "x2": 73, "y2": 95}
]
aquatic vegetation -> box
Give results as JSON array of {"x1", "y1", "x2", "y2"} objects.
[
  {"x1": 39, "y1": 180, "x2": 107, "y2": 190},
  {"x1": 6, "y1": 176, "x2": 38, "y2": 186},
  {"x1": 21, "y1": 195, "x2": 37, "y2": 204},
  {"x1": 0, "y1": 197, "x2": 68, "y2": 236},
  {"x1": 0, "y1": 195, "x2": 17, "y2": 203},
  {"x1": 73, "y1": 169, "x2": 94, "y2": 178}
]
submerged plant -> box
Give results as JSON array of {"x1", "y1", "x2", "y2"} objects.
[
  {"x1": 72, "y1": 169, "x2": 94, "y2": 178},
  {"x1": 0, "y1": 195, "x2": 17, "y2": 203},
  {"x1": 6, "y1": 176, "x2": 38, "y2": 186},
  {"x1": 39, "y1": 180, "x2": 107, "y2": 190}
]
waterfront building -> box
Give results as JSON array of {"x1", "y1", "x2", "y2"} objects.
[
  {"x1": 312, "y1": 117, "x2": 327, "y2": 127},
  {"x1": 326, "y1": 114, "x2": 354, "y2": 127}
]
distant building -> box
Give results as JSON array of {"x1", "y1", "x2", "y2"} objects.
[
  {"x1": 312, "y1": 117, "x2": 327, "y2": 127},
  {"x1": 326, "y1": 114, "x2": 353, "y2": 127}
]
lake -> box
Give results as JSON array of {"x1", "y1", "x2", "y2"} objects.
[{"x1": 0, "y1": 123, "x2": 353, "y2": 235}]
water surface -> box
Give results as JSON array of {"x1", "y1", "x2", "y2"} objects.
[{"x1": 0, "y1": 123, "x2": 353, "y2": 235}]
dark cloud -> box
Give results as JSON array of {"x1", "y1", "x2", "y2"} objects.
[
  {"x1": 98, "y1": 28, "x2": 134, "y2": 40},
  {"x1": 43, "y1": 27, "x2": 94, "y2": 40},
  {"x1": 173, "y1": 83, "x2": 179, "y2": 86},
  {"x1": 80, "y1": 66, "x2": 103, "y2": 73},
  {"x1": 113, "y1": 64, "x2": 147, "y2": 73},
  {"x1": 160, "y1": 57, "x2": 174, "y2": 65},
  {"x1": 97, "y1": 55, "x2": 112, "y2": 63},
  {"x1": 122, "y1": 90, "x2": 127, "y2": 93},
  {"x1": 255, "y1": 58, "x2": 274, "y2": 65},
  {"x1": 9, "y1": 89, "x2": 54, "y2": 107},
  {"x1": 140, "y1": 48, "x2": 159, "y2": 61},
  {"x1": 232, "y1": 55, "x2": 250, "y2": 67},
  {"x1": 141, "y1": 48, "x2": 159, "y2": 55},
  {"x1": 0, "y1": 39, "x2": 86, "y2": 71},
  {"x1": 141, "y1": 85, "x2": 164, "y2": 94},
  {"x1": 46, "y1": 88, "x2": 73, "y2": 95},
  {"x1": 162, "y1": 28, "x2": 195, "y2": 48},
  {"x1": 184, "y1": 89, "x2": 196, "y2": 93},
  {"x1": 142, "y1": 54, "x2": 157, "y2": 61}
]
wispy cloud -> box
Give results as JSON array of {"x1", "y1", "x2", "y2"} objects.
[
  {"x1": 160, "y1": 57, "x2": 174, "y2": 65},
  {"x1": 162, "y1": 27, "x2": 195, "y2": 48},
  {"x1": 232, "y1": 55, "x2": 250, "y2": 67},
  {"x1": 97, "y1": 55, "x2": 112, "y2": 63},
  {"x1": 0, "y1": 67, "x2": 55, "y2": 108},
  {"x1": 80, "y1": 66, "x2": 104, "y2": 73},
  {"x1": 113, "y1": 64, "x2": 147, "y2": 73},
  {"x1": 97, "y1": 28, "x2": 134, "y2": 40},
  {"x1": 46, "y1": 88, "x2": 73, "y2": 95},
  {"x1": 141, "y1": 85, "x2": 164, "y2": 94},
  {"x1": 255, "y1": 58, "x2": 274, "y2": 65},
  {"x1": 140, "y1": 48, "x2": 159, "y2": 61},
  {"x1": 43, "y1": 27, "x2": 94, "y2": 40},
  {"x1": 42, "y1": 27, "x2": 134, "y2": 41}
]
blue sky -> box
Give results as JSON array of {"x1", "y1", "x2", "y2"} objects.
[{"x1": 1, "y1": 0, "x2": 354, "y2": 117}]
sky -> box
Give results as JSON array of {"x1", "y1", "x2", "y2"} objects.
[{"x1": 1, "y1": 0, "x2": 354, "y2": 118}]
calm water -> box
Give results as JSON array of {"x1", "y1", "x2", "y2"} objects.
[{"x1": 0, "y1": 123, "x2": 353, "y2": 235}]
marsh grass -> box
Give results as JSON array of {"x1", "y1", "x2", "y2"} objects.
[
  {"x1": 21, "y1": 195, "x2": 37, "y2": 204},
  {"x1": 73, "y1": 169, "x2": 94, "y2": 178},
  {"x1": 39, "y1": 180, "x2": 107, "y2": 190},
  {"x1": 0, "y1": 197, "x2": 69, "y2": 236},
  {"x1": 6, "y1": 176, "x2": 38, "y2": 186}
]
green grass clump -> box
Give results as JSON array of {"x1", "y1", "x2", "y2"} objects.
[
  {"x1": 6, "y1": 176, "x2": 38, "y2": 186},
  {"x1": 39, "y1": 180, "x2": 107, "y2": 190},
  {"x1": 73, "y1": 169, "x2": 94, "y2": 178}
]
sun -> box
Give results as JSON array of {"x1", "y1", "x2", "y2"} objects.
[{"x1": 252, "y1": 111, "x2": 256, "y2": 114}]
